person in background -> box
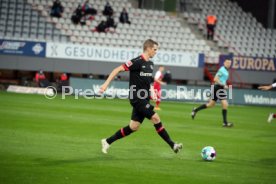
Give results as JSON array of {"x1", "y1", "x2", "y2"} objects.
[
  {"x1": 106, "y1": 16, "x2": 117, "y2": 29},
  {"x1": 259, "y1": 83, "x2": 276, "y2": 123},
  {"x1": 95, "y1": 20, "x2": 108, "y2": 32},
  {"x1": 119, "y1": 8, "x2": 131, "y2": 24},
  {"x1": 60, "y1": 73, "x2": 68, "y2": 81},
  {"x1": 71, "y1": 4, "x2": 83, "y2": 24},
  {"x1": 50, "y1": 0, "x2": 64, "y2": 18},
  {"x1": 163, "y1": 70, "x2": 172, "y2": 84},
  {"x1": 81, "y1": 0, "x2": 97, "y2": 16},
  {"x1": 102, "y1": 1, "x2": 114, "y2": 17},
  {"x1": 153, "y1": 66, "x2": 166, "y2": 110},
  {"x1": 191, "y1": 60, "x2": 233, "y2": 127},
  {"x1": 206, "y1": 14, "x2": 217, "y2": 40},
  {"x1": 35, "y1": 70, "x2": 50, "y2": 87}
]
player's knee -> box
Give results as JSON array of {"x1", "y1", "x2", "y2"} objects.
[
  {"x1": 222, "y1": 103, "x2": 228, "y2": 109},
  {"x1": 207, "y1": 102, "x2": 215, "y2": 108},
  {"x1": 129, "y1": 122, "x2": 140, "y2": 131},
  {"x1": 151, "y1": 113, "x2": 160, "y2": 124}
]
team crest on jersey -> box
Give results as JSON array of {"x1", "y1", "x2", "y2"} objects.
[{"x1": 125, "y1": 61, "x2": 133, "y2": 67}]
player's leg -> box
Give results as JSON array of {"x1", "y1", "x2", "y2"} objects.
[
  {"x1": 210, "y1": 25, "x2": 215, "y2": 40},
  {"x1": 101, "y1": 107, "x2": 144, "y2": 154},
  {"x1": 191, "y1": 100, "x2": 216, "y2": 119},
  {"x1": 267, "y1": 113, "x2": 276, "y2": 123},
  {"x1": 154, "y1": 88, "x2": 161, "y2": 110},
  {"x1": 101, "y1": 120, "x2": 140, "y2": 154},
  {"x1": 150, "y1": 113, "x2": 182, "y2": 153},
  {"x1": 221, "y1": 100, "x2": 233, "y2": 127},
  {"x1": 206, "y1": 24, "x2": 210, "y2": 40},
  {"x1": 192, "y1": 84, "x2": 220, "y2": 119}
]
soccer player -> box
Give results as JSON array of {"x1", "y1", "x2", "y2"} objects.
[
  {"x1": 191, "y1": 60, "x2": 233, "y2": 127},
  {"x1": 258, "y1": 83, "x2": 276, "y2": 123},
  {"x1": 153, "y1": 66, "x2": 166, "y2": 110},
  {"x1": 99, "y1": 39, "x2": 183, "y2": 154}
]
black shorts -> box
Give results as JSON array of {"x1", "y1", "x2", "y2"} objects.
[
  {"x1": 130, "y1": 100, "x2": 155, "y2": 123},
  {"x1": 211, "y1": 85, "x2": 227, "y2": 101}
]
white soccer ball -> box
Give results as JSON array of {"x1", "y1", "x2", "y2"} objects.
[{"x1": 201, "y1": 146, "x2": 216, "y2": 161}]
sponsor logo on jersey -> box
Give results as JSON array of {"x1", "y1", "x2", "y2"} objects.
[
  {"x1": 125, "y1": 60, "x2": 133, "y2": 67},
  {"x1": 140, "y1": 72, "x2": 153, "y2": 77}
]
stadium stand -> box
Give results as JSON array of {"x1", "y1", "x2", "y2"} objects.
[
  {"x1": 0, "y1": 0, "x2": 211, "y2": 54},
  {"x1": 0, "y1": 0, "x2": 68, "y2": 42},
  {"x1": 183, "y1": 0, "x2": 276, "y2": 58},
  {"x1": 1, "y1": 0, "x2": 275, "y2": 62}
]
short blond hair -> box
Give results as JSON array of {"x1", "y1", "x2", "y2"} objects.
[{"x1": 143, "y1": 39, "x2": 158, "y2": 51}]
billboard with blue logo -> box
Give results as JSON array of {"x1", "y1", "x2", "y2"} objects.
[{"x1": 0, "y1": 39, "x2": 46, "y2": 57}]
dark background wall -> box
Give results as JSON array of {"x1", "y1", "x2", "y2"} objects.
[
  {"x1": 0, "y1": 55, "x2": 275, "y2": 85},
  {"x1": 0, "y1": 55, "x2": 204, "y2": 81},
  {"x1": 230, "y1": 0, "x2": 275, "y2": 28}
]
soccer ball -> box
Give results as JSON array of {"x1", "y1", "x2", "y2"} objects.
[{"x1": 201, "y1": 146, "x2": 216, "y2": 161}]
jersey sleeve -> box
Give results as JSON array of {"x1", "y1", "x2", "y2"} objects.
[
  {"x1": 154, "y1": 71, "x2": 161, "y2": 80},
  {"x1": 215, "y1": 68, "x2": 223, "y2": 77},
  {"x1": 122, "y1": 59, "x2": 141, "y2": 71},
  {"x1": 272, "y1": 83, "x2": 276, "y2": 88}
]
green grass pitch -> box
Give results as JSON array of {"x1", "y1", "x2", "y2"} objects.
[{"x1": 0, "y1": 91, "x2": 276, "y2": 184}]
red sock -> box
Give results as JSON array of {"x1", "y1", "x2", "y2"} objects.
[
  {"x1": 156, "y1": 101, "x2": 160, "y2": 107},
  {"x1": 273, "y1": 114, "x2": 276, "y2": 118}
]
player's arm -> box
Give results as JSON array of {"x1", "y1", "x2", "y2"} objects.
[
  {"x1": 99, "y1": 65, "x2": 125, "y2": 93},
  {"x1": 154, "y1": 78, "x2": 166, "y2": 85},
  {"x1": 150, "y1": 85, "x2": 157, "y2": 101},
  {"x1": 258, "y1": 83, "x2": 276, "y2": 91},
  {"x1": 154, "y1": 71, "x2": 166, "y2": 85},
  {"x1": 213, "y1": 75, "x2": 227, "y2": 88}
]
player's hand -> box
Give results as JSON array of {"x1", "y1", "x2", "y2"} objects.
[
  {"x1": 224, "y1": 85, "x2": 228, "y2": 89},
  {"x1": 99, "y1": 84, "x2": 107, "y2": 94},
  {"x1": 258, "y1": 85, "x2": 272, "y2": 91},
  {"x1": 151, "y1": 91, "x2": 157, "y2": 102}
]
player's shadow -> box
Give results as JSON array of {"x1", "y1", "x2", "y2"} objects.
[
  {"x1": 34, "y1": 154, "x2": 175, "y2": 166},
  {"x1": 199, "y1": 157, "x2": 276, "y2": 167},
  {"x1": 34, "y1": 155, "x2": 117, "y2": 166},
  {"x1": 257, "y1": 157, "x2": 276, "y2": 166}
]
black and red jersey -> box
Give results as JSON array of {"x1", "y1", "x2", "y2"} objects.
[{"x1": 122, "y1": 54, "x2": 154, "y2": 102}]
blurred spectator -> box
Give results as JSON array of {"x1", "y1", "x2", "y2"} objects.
[
  {"x1": 106, "y1": 16, "x2": 117, "y2": 29},
  {"x1": 35, "y1": 70, "x2": 50, "y2": 87},
  {"x1": 119, "y1": 8, "x2": 131, "y2": 24},
  {"x1": 163, "y1": 70, "x2": 172, "y2": 84},
  {"x1": 95, "y1": 20, "x2": 108, "y2": 32},
  {"x1": 60, "y1": 73, "x2": 68, "y2": 81},
  {"x1": 57, "y1": 73, "x2": 69, "y2": 92},
  {"x1": 50, "y1": 0, "x2": 64, "y2": 18},
  {"x1": 102, "y1": 2, "x2": 114, "y2": 17},
  {"x1": 206, "y1": 14, "x2": 217, "y2": 40},
  {"x1": 94, "y1": 16, "x2": 116, "y2": 33},
  {"x1": 71, "y1": 4, "x2": 83, "y2": 24},
  {"x1": 179, "y1": 0, "x2": 186, "y2": 12},
  {"x1": 81, "y1": 0, "x2": 97, "y2": 16}
]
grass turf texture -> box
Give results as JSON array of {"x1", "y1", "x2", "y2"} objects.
[{"x1": 0, "y1": 91, "x2": 276, "y2": 184}]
